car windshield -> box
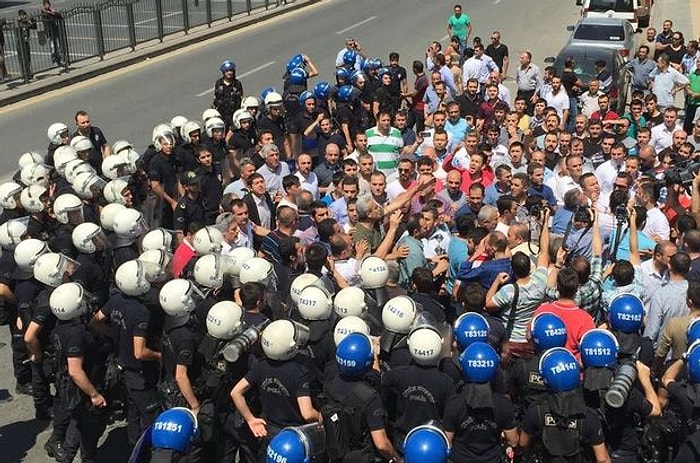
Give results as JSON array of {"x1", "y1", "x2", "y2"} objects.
[
  {"x1": 573, "y1": 24, "x2": 625, "y2": 42},
  {"x1": 555, "y1": 53, "x2": 609, "y2": 82},
  {"x1": 588, "y1": 0, "x2": 634, "y2": 12}
]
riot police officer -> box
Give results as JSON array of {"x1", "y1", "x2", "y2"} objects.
[
  {"x1": 129, "y1": 407, "x2": 199, "y2": 463},
  {"x1": 91, "y1": 260, "x2": 163, "y2": 446},
  {"x1": 50, "y1": 193, "x2": 83, "y2": 258},
  {"x1": 378, "y1": 295, "x2": 419, "y2": 372},
  {"x1": 440, "y1": 311, "x2": 490, "y2": 387},
  {"x1": 443, "y1": 341, "x2": 518, "y2": 462},
  {"x1": 112, "y1": 208, "x2": 149, "y2": 272},
  {"x1": 519, "y1": 347, "x2": 611, "y2": 463},
  {"x1": 213, "y1": 60, "x2": 243, "y2": 129},
  {"x1": 580, "y1": 328, "x2": 661, "y2": 462},
  {"x1": 230, "y1": 319, "x2": 318, "y2": 459},
  {"x1": 49, "y1": 282, "x2": 108, "y2": 463},
  {"x1": 402, "y1": 423, "x2": 451, "y2": 463},
  {"x1": 174, "y1": 171, "x2": 206, "y2": 234},
  {"x1": 21, "y1": 184, "x2": 55, "y2": 241},
  {"x1": 382, "y1": 314, "x2": 456, "y2": 450},
  {"x1": 71, "y1": 223, "x2": 111, "y2": 307}
]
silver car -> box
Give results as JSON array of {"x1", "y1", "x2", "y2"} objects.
[{"x1": 566, "y1": 17, "x2": 638, "y2": 60}]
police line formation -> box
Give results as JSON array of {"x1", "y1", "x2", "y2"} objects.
[{"x1": 6, "y1": 7, "x2": 700, "y2": 463}]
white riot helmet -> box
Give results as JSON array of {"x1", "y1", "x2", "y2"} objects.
[
  {"x1": 20, "y1": 163, "x2": 51, "y2": 188},
  {"x1": 227, "y1": 247, "x2": 255, "y2": 276},
  {"x1": 70, "y1": 135, "x2": 93, "y2": 154},
  {"x1": 112, "y1": 140, "x2": 141, "y2": 174},
  {"x1": 333, "y1": 315, "x2": 371, "y2": 346},
  {"x1": 152, "y1": 123, "x2": 175, "y2": 151},
  {"x1": 159, "y1": 279, "x2": 203, "y2": 318},
  {"x1": 334, "y1": 286, "x2": 367, "y2": 318},
  {"x1": 47, "y1": 122, "x2": 70, "y2": 145},
  {"x1": 72, "y1": 223, "x2": 107, "y2": 254},
  {"x1": 64, "y1": 160, "x2": 95, "y2": 184},
  {"x1": 138, "y1": 249, "x2": 173, "y2": 283},
  {"x1": 241, "y1": 96, "x2": 259, "y2": 111},
  {"x1": 72, "y1": 171, "x2": 106, "y2": 200},
  {"x1": 14, "y1": 238, "x2": 49, "y2": 274},
  {"x1": 239, "y1": 257, "x2": 274, "y2": 286},
  {"x1": 360, "y1": 256, "x2": 389, "y2": 289},
  {"x1": 193, "y1": 226, "x2": 224, "y2": 255},
  {"x1": 100, "y1": 203, "x2": 126, "y2": 231},
  {"x1": 289, "y1": 273, "x2": 320, "y2": 305},
  {"x1": 205, "y1": 117, "x2": 226, "y2": 138},
  {"x1": 18, "y1": 151, "x2": 44, "y2": 169},
  {"x1": 113, "y1": 208, "x2": 148, "y2": 240},
  {"x1": 0, "y1": 219, "x2": 28, "y2": 250},
  {"x1": 101, "y1": 155, "x2": 130, "y2": 180},
  {"x1": 34, "y1": 252, "x2": 79, "y2": 287},
  {"x1": 141, "y1": 228, "x2": 174, "y2": 252},
  {"x1": 170, "y1": 116, "x2": 188, "y2": 136},
  {"x1": 382, "y1": 296, "x2": 418, "y2": 334},
  {"x1": 297, "y1": 284, "x2": 333, "y2": 321},
  {"x1": 261, "y1": 319, "x2": 310, "y2": 361},
  {"x1": 112, "y1": 139, "x2": 134, "y2": 156},
  {"x1": 206, "y1": 301, "x2": 244, "y2": 340},
  {"x1": 202, "y1": 108, "x2": 222, "y2": 124},
  {"x1": 264, "y1": 91, "x2": 284, "y2": 109},
  {"x1": 53, "y1": 146, "x2": 79, "y2": 177},
  {"x1": 50, "y1": 282, "x2": 89, "y2": 321},
  {"x1": 182, "y1": 120, "x2": 202, "y2": 144},
  {"x1": 53, "y1": 193, "x2": 84, "y2": 225},
  {"x1": 103, "y1": 178, "x2": 131, "y2": 205},
  {"x1": 407, "y1": 317, "x2": 444, "y2": 366},
  {"x1": 115, "y1": 260, "x2": 151, "y2": 296},
  {"x1": 232, "y1": 109, "x2": 253, "y2": 130},
  {"x1": 194, "y1": 254, "x2": 228, "y2": 288},
  {"x1": 21, "y1": 185, "x2": 48, "y2": 214},
  {"x1": 0, "y1": 182, "x2": 23, "y2": 209}
]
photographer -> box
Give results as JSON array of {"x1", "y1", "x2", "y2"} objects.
[
  {"x1": 563, "y1": 202, "x2": 595, "y2": 261},
  {"x1": 552, "y1": 188, "x2": 581, "y2": 234}
]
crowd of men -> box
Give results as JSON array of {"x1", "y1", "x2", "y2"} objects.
[{"x1": 5, "y1": 2, "x2": 700, "y2": 462}]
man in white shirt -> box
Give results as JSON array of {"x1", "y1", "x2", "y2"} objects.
[
  {"x1": 595, "y1": 142, "x2": 627, "y2": 209},
  {"x1": 462, "y1": 43, "x2": 498, "y2": 90},
  {"x1": 294, "y1": 153, "x2": 319, "y2": 199},
  {"x1": 543, "y1": 75, "x2": 569, "y2": 129},
  {"x1": 257, "y1": 143, "x2": 290, "y2": 196},
  {"x1": 650, "y1": 107, "x2": 683, "y2": 153},
  {"x1": 637, "y1": 182, "x2": 670, "y2": 240}
]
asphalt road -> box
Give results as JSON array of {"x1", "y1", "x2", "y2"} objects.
[{"x1": 0, "y1": 0, "x2": 678, "y2": 461}]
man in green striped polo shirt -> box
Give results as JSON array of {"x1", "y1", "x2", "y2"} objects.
[{"x1": 365, "y1": 110, "x2": 404, "y2": 181}]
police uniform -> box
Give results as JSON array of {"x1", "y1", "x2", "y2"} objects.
[
  {"x1": 213, "y1": 76, "x2": 243, "y2": 129},
  {"x1": 147, "y1": 151, "x2": 178, "y2": 229},
  {"x1": 507, "y1": 353, "x2": 549, "y2": 416},
  {"x1": 382, "y1": 363, "x2": 457, "y2": 447},
  {"x1": 73, "y1": 251, "x2": 110, "y2": 308},
  {"x1": 49, "y1": 223, "x2": 78, "y2": 259},
  {"x1": 26, "y1": 213, "x2": 57, "y2": 241},
  {"x1": 175, "y1": 143, "x2": 199, "y2": 173},
  {"x1": 99, "y1": 292, "x2": 162, "y2": 445},
  {"x1": 258, "y1": 114, "x2": 288, "y2": 156},
  {"x1": 0, "y1": 251, "x2": 31, "y2": 390},
  {"x1": 51, "y1": 319, "x2": 107, "y2": 463},
  {"x1": 173, "y1": 194, "x2": 205, "y2": 233},
  {"x1": 196, "y1": 166, "x2": 224, "y2": 225},
  {"x1": 161, "y1": 322, "x2": 203, "y2": 409},
  {"x1": 443, "y1": 385, "x2": 517, "y2": 462},
  {"x1": 73, "y1": 126, "x2": 108, "y2": 175}
]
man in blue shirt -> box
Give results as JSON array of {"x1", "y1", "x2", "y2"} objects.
[
  {"x1": 454, "y1": 231, "x2": 512, "y2": 293},
  {"x1": 527, "y1": 161, "x2": 557, "y2": 208}
]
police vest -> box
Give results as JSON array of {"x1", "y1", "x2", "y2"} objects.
[{"x1": 537, "y1": 403, "x2": 583, "y2": 463}]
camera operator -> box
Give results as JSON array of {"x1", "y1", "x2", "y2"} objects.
[
  {"x1": 562, "y1": 204, "x2": 594, "y2": 261},
  {"x1": 552, "y1": 188, "x2": 582, "y2": 234}
]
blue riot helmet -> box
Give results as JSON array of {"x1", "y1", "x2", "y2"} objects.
[
  {"x1": 539, "y1": 347, "x2": 580, "y2": 392},
  {"x1": 350, "y1": 69, "x2": 366, "y2": 85},
  {"x1": 377, "y1": 67, "x2": 391, "y2": 78},
  {"x1": 267, "y1": 429, "x2": 307, "y2": 463},
  {"x1": 313, "y1": 81, "x2": 331, "y2": 100},
  {"x1": 220, "y1": 60, "x2": 236, "y2": 73},
  {"x1": 288, "y1": 67, "x2": 308, "y2": 85},
  {"x1": 260, "y1": 87, "x2": 277, "y2": 103},
  {"x1": 342, "y1": 49, "x2": 357, "y2": 67},
  {"x1": 336, "y1": 332, "x2": 374, "y2": 376},
  {"x1": 453, "y1": 312, "x2": 489, "y2": 351},
  {"x1": 530, "y1": 312, "x2": 567, "y2": 353},
  {"x1": 688, "y1": 318, "x2": 700, "y2": 345},
  {"x1": 687, "y1": 340, "x2": 700, "y2": 384},
  {"x1": 151, "y1": 407, "x2": 198, "y2": 454},
  {"x1": 286, "y1": 54, "x2": 305, "y2": 73},
  {"x1": 459, "y1": 341, "x2": 500, "y2": 383},
  {"x1": 608, "y1": 294, "x2": 644, "y2": 333},
  {"x1": 299, "y1": 91, "x2": 316, "y2": 105},
  {"x1": 335, "y1": 67, "x2": 350, "y2": 83},
  {"x1": 580, "y1": 329, "x2": 619, "y2": 368},
  {"x1": 337, "y1": 85, "x2": 354, "y2": 103},
  {"x1": 403, "y1": 423, "x2": 451, "y2": 463}
]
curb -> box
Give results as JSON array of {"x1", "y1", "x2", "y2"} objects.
[{"x1": 0, "y1": 0, "x2": 319, "y2": 108}]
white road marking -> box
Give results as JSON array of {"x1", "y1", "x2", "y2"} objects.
[
  {"x1": 335, "y1": 16, "x2": 376, "y2": 35},
  {"x1": 195, "y1": 60, "x2": 276, "y2": 96}
]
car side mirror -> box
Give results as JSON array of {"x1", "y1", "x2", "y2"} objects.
[
  {"x1": 544, "y1": 57, "x2": 555, "y2": 64},
  {"x1": 566, "y1": 25, "x2": 575, "y2": 32}
]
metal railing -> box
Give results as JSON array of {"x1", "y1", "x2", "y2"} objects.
[{"x1": 0, "y1": 0, "x2": 294, "y2": 83}]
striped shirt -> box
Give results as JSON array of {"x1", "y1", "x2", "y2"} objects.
[{"x1": 365, "y1": 126, "x2": 403, "y2": 178}]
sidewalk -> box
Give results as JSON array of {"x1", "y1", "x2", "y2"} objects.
[
  {"x1": 648, "y1": 0, "x2": 699, "y2": 38},
  {"x1": 0, "y1": 0, "x2": 318, "y2": 108}
]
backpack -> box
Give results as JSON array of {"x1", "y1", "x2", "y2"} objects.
[{"x1": 321, "y1": 380, "x2": 377, "y2": 461}]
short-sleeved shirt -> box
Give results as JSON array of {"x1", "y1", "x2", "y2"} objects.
[
  {"x1": 245, "y1": 357, "x2": 311, "y2": 428},
  {"x1": 492, "y1": 268, "x2": 548, "y2": 342},
  {"x1": 533, "y1": 301, "x2": 595, "y2": 360},
  {"x1": 447, "y1": 13, "x2": 470, "y2": 41},
  {"x1": 100, "y1": 292, "x2": 153, "y2": 372},
  {"x1": 148, "y1": 152, "x2": 178, "y2": 197}
]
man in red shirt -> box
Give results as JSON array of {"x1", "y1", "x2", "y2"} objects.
[
  {"x1": 172, "y1": 222, "x2": 200, "y2": 278},
  {"x1": 532, "y1": 266, "x2": 595, "y2": 361}
]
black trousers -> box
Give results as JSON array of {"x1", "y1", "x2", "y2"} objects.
[
  {"x1": 59, "y1": 403, "x2": 107, "y2": 463},
  {"x1": 31, "y1": 360, "x2": 52, "y2": 411},
  {"x1": 124, "y1": 371, "x2": 162, "y2": 446},
  {"x1": 9, "y1": 317, "x2": 31, "y2": 384}
]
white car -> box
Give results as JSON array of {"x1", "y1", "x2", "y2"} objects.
[{"x1": 580, "y1": 0, "x2": 651, "y2": 30}]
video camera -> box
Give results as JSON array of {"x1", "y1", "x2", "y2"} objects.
[
  {"x1": 572, "y1": 205, "x2": 592, "y2": 224},
  {"x1": 663, "y1": 158, "x2": 700, "y2": 189}
]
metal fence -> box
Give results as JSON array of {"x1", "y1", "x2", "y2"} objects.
[{"x1": 0, "y1": 0, "x2": 295, "y2": 83}]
